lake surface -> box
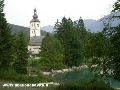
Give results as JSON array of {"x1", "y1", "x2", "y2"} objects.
[{"x1": 50, "y1": 69, "x2": 120, "y2": 88}]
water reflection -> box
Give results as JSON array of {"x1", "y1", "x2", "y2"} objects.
[{"x1": 50, "y1": 69, "x2": 120, "y2": 88}]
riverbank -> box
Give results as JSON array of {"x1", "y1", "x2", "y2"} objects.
[{"x1": 42, "y1": 65, "x2": 88, "y2": 75}]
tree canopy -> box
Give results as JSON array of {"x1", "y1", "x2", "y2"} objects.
[
  {"x1": 12, "y1": 31, "x2": 29, "y2": 74},
  {"x1": 0, "y1": 0, "x2": 13, "y2": 70},
  {"x1": 54, "y1": 17, "x2": 86, "y2": 67},
  {"x1": 40, "y1": 33, "x2": 65, "y2": 69},
  {"x1": 84, "y1": 0, "x2": 120, "y2": 81}
]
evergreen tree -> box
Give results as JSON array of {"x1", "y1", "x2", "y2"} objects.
[
  {"x1": 40, "y1": 33, "x2": 65, "y2": 69},
  {"x1": 0, "y1": 0, "x2": 13, "y2": 69},
  {"x1": 54, "y1": 17, "x2": 83, "y2": 67},
  {"x1": 13, "y1": 31, "x2": 29, "y2": 74},
  {"x1": 74, "y1": 17, "x2": 86, "y2": 40}
]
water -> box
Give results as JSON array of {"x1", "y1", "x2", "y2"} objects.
[{"x1": 50, "y1": 69, "x2": 120, "y2": 88}]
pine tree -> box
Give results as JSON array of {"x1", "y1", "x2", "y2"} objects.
[
  {"x1": 13, "y1": 31, "x2": 29, "y2": 74},
  {"x1": 40, "y1": 33, "x2": 65, "y2": 69},
  {"x1": 54, "y1": 17, "x2": 83, "y2": 67},
  {"x1": 0, "y1": 0, "x2": 13, "y2": 70},
  {"x1": 75, "y1": 17, "x2": 87, "y2": 40}
]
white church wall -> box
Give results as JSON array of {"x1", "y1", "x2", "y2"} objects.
[{"x1": 28, "y1": 45, "x2": 41, "y2": 55}]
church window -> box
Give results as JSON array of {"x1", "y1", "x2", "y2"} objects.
[{"x1": 37, "y1": 24, "x2": 39, "y2": 27}]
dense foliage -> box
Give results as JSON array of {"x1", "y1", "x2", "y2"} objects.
[
  {"x1": 54, "y1": 79, "x2": 114, "y2": 90},
  {"x1": 54, "y1": 17, "x2": 86, "y2": 67},
  {"x1": 40, "y1": 33, "x2": 65, "y2": 69},
  {"x1": 0, "y1": 0, "x2": 13, "y2": 70},
  {"x1": 12, "y1": 31, "x2": 29, "y2": 74},
  {"x1": 84, "y1": 0, "x2": 120, "y2": 81},
  {"x1": 0, "y1": 68, "x2": 54, "y2": 83},
  {"x1": 0, "y1": 0, "x2": 29, "y2": 75}
]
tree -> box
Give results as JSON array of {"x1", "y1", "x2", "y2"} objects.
[
  {"x1": 74, "y1": 17, "x2": 87, "y2": 40},
  {"x1": 113, "y1": 0, "x2": 120, "y2": 12},
  {"x1": 54, "y1": 17, "x2": 83, "y2": 67},
  {"x1": 110, "y1": 25, "x2": 120, "y2": 80},
  {"x1": 83, "y1": 0, "x2": 120, "y2": 81},
  {"x1": 84, "y1": 32, "x2": 113, "y2": 76},
  {"x1": 13, "y1": 31, "x2": 29, "y2": 74},
  {"x1": 40, "y1": 33, "x2": 65, "y2": 70},
  {"x1": 0, "y1": 0, "x2": 13, "y2": 70}
]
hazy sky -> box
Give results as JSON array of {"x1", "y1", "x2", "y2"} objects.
[{"x1": 4, "y1": 0, "x2": 116, "y2": 27}]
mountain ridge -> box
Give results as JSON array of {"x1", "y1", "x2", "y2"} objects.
[
  {"x1": 41, "y1": 12, "x2": 120, "y2": 33},
  {"x1": 9, "y1": 12, "x2": 120, "y2": 34}
]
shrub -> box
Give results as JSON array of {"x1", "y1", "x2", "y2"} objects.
[
  {"x1": 0, "y1": 68, "x2": 18, "y2": 80},
  {"x1": 55, "y1": 79, "x2": 114, "y2": 90},
  {"x1": 0, "y1": 68, "x2": 54, "y2": 83},
  {"x1": 31, "y1": 60, "x2": 38, "y2": 67}
]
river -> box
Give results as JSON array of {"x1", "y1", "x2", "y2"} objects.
[{"x1": 50, "y1": 69, "x2": 120, "y2": 88}]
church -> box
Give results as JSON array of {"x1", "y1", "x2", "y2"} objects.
[{"x1": 28, "y1": 8, "x2": 44, "y2": 56}]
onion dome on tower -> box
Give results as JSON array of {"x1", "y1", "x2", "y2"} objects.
[{"x1": 30, "y1": 8, "x2": 40, "y2": 23}]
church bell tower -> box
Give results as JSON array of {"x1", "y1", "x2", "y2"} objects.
[{"x1": 30, "y1": 8, "x2": 41, "y2": 39}]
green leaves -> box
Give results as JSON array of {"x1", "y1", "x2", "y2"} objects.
[
  {"x1": 40, "y1": 33, "x2": 65, "y2": 69},
  {"x1": 54, "y1": 17, "x2": 85, "y2": 67},
  {"x1": 0, "y1": 0, "x2": 4, "y2": 12},
  {"x1": 112, "y1": 0, "x2": 120, "y2": 12},
  {"x1": 12, "y1": 31, "x2": 29, "y2": 74},
  {"x1": 0, "y1": 0, "x2": 13, "y2": 70},
  {"x1": 110, "y1": 25, "x2": 120, "y2": 80}
]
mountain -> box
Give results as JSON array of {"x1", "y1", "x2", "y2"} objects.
[
  {"x1": 84, "y1": 12, "x2": 120, "y2": 32},
  {"x1": 41, "y1": 12, "x2": 120, "y2": 33},
  {"x1": 40, "y1": 19, "x2": 104, "y2": 33},
  {"x1": 41, "y1": 25, "x2": 55, "y2": 33},
  {"x1": 84, "y1": 19, "x2": 104, "y2": 32}
]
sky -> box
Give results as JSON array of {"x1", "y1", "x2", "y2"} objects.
[{"x1": 4, "y1": 0, "x2": 116, "y2": 27}]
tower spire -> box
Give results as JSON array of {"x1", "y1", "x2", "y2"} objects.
[
  {"x1": 33, "y1": 8, "x2": 38, "y2": 19},
  {"x1": 34, "y1": 6, "x2": 36, "y2": 13}
]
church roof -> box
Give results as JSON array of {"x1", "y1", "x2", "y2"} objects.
[
  {"x1": 29, "y1": 36, "x2": 44, "y2": 46},
  {"x1": 30, "y1": 18, "x2": 40, "y2": 23}
]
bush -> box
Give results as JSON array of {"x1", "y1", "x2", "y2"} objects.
[
  {"x1": 0, "y1": 68, "x2": 54, "y2": 83},
  {"x1": 15, "y1": 72, "x2": 54, "y2": 83},
  {"x1": 0, "y1": 68, "x2": 18, "y2": 80},
  {"x1": 55, "y1": 79, "x2": 114, "y2": 90},
  {"x1": 13, "y1": 65, "x2": 28, "y2": 75},
  {"x1": 31, "y1": 60, "x2": 38, "y2": 67}
]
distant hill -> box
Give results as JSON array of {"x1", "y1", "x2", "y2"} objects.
[
  {"x1": 84, "y1": 12, "x2": 120, "y2": 32},
  {"x1": 40, "y1": 12, "x2": 120, "y2": 33},
  {"x1": 9, "y1": 12, "x2": 120, "y2": 34},
  {"x1": 9, "y1": 24, "x2": 51, "y2": 36},
  {"x1": 83, "y1": 19, "x2": 104, "y2": 32},
  {"x1": 40, "y1": 19, "x2": 105, "y2": 33},
  {"x1": 41, "y1": 25, "x2": 55, "y2": 33}
]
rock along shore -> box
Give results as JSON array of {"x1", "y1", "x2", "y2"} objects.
[{"x1": 42, "y1": 65, "x2": 88, "y2": 75}]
